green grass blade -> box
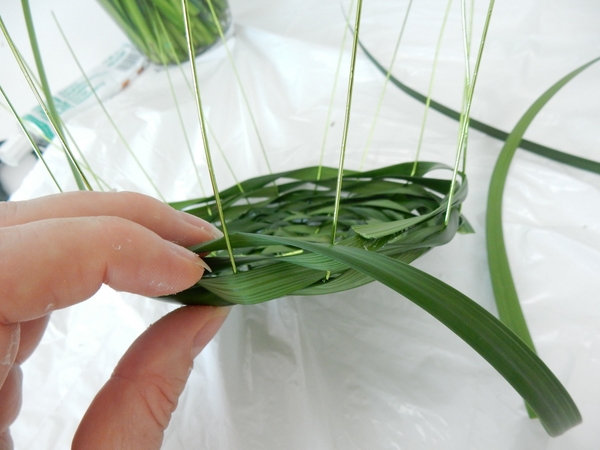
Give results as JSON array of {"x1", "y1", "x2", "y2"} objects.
[
  {"x1": 182, "y1": 0, "x2": 236, "y2": 272},
  {"x1": 154, "y1": 12, "x2": 243, "y2": 202},
  {"x1": 2, "y1": 9, "x2": 91, "y2": 191},
  {"x1": 331, "y1": 0, "x2": 364, "y2": 244},
  {"x1": 206, "y1": 0, "x2": 272, "y2": 175},
  {"x1": 411, "y1": 0, "x2": 452, "y2": 174},
  {"x1": 319, "y1": 0, "x2": 354, "y2": 179},
  {"x1": 360, "y1": 40, "x2": 600, "y2": 174},
  {"x1": 165, "y1": 157, "x2": 581, "y2": 433},
  {"x1": 96, "y1": 0, "x2": 151, "y2": 56},
  {"x1": 486, "y1": 56, "x2": 600, "y2": 350},
  {"x1": 353, "y1": 173, "x2": 467, "y2": 239},
  {"x1": 360, "y1": 0, "x2": 412, "y2": 169},
  {"x1": 151, "y1": 10, "x2": 211, "y2": 205},
  {"x1": 0, "y1": 84, "x2": 62, "y2": 191},
  {"x1": 444, "y1": 0, "x2": 495, "y2": 225},
  {"x1": 52, "y1": 14, "x2": 166, "y2": 201},
  {"x1": 173, "y1": 231, "x2": 581, "y2": 436}
]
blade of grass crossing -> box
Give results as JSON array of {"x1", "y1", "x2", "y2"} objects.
[
  {"x1": 331, "y1": 0, "x2": 364, "y2": 244},
  {"x1": 411, "y1": 0, "x2": 452, "y2": 176},
  {"x1": 319, "y1": 0, "x2": 354, "y2": 179},
  {"x1": 359, "y1": 40, "x2": 600, "y2": 175},
  {"x1": 444, "y1": 0, "x2": 495, "y2": 224},
  {"x1": 153, "y1": 10, "x2": 244, "y2": 201},
  {"x1": 182, "y1": 0, "x2": 236, "y2": 272},
  {"x1": 190, "y1": 231, "x2": 582, "y2": 437},
  {"x1": 152, "y1": 9, "x2": 208, "y2": 201},
  {"x1": 52, "y1": 14, "x2": 166, "y2": 201},
  {"x1": 206, "y1": 0, "x2": 273, "y2": 175},
  {"x1": 360, "y1": 0, "x2": 413, "y2": 170},
  {"x1": 0, "y1": 84, "x2": 62, "y2": 191},
  {"x1": 4, "y1": 7, "x2": 91, "y2": 190}
]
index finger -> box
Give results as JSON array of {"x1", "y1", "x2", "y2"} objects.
[
  {"x1": 0, "y1": 215, "x2": 208, "y2": 324},
  {"x1": 0, "y1": 191, "x2": 222, "y2": 247}
]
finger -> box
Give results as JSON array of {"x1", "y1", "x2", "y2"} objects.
[
  {"x1": 73, "y1": 306, "x2": 230, "y2": 450},
  {"x1": 0, "y1": 323, "x2": 19, "y2": 388},
  {"x1": 0, "y1": 430, "x2": 13, "y2": 450},
  {"x1": 0, "y1": 191, "x2": 222, "y2": 247},
  {"x1": 0, "y1": 317, "x2": 48, "y2": 410},
  {"x1": 0, "y1": 217, "x2": 208, "y2": 324},
  {"x1": 15, "y1": 316, "x2": 51, "y2": 364},
  {"x1": 0, "y1": 365, "x2": 22, "y2": 440}
]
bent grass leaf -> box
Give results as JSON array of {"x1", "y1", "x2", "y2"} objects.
[
  {"x1": 168, "y1": 231, "x2": 581, "y2": 437},
  {"x1": 486, "y1": 57, "x2": 600, "y2": 357},
  {"x1": 360, "y1": 40, "x2": 600, "y2": 175},
  {"x1": 165, "y1": 154, "x2": 581, "y2": 434}
]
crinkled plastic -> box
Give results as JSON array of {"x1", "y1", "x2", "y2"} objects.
[{"x1": 2, "y1": 0, "x2": 600, "y2": 448}]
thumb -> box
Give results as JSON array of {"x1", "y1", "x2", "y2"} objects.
[{"x1": 72, "y1": 305, "x2": 230, "y2": 449}]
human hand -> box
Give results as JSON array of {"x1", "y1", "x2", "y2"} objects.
[{"x1": 0, "y1": 191, "x2": 230, "y2": 449}]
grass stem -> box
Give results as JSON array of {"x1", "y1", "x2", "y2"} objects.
[
  {"x1": 182, "y1": 0, "x2": 236, "y2": 272},
  {"x1": 331, "y1": 0, "x2": 364, "y2": 245},
  {"x1": 360, "y1": 0, "x2": 413, "y2": 170},
  {"x1": 444, "y1": 0, "x2": 495, "y2": 225},
  {"x1": 318, "y1": 0, "x2": 354, "y2": 180},
  {"x1": 0, "y1": 84, "x2": 62, "y2": 192},
  {"x1": 52, "y1": 13, "x2": 166, "y2": 201},
  {"x1": 206, "y1": 0, "x2": 273, "y2": 175},
  {"x1": 410, "y1": 0, "x2": 453, "y2": 177},
  {"x1": 1, "y1": 10, "x2": 91, "y2": 191}
]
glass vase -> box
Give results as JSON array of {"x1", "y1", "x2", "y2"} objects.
[{"x1": 97, "y1": 0, "x2": 231, "y2": 65}]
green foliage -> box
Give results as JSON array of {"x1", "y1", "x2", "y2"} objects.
[
  {"x1": 1, "y1": 0, "x2": 587, "y2": 437},
  {"x1": 361, "y1": 41, "x2": 600, "y2": 175},
  {"x1": 168, "y1": 161, "x2": 469, "y2": 304},
  {"x1": 96, "y1": 0, "x2": 230, "y2": 64},
  {"x1": 166, "y1": 161, "x2": 581, "y2": 436},
  {"x1": 486, "y1": 57, "x2": 600, "y2": 353}
]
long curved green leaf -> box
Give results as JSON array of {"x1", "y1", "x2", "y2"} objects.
[
  {"x1": 486, "y1": 57, "x2": 600, "y2": 351},
  {"x1": 170, "y1": 231, "x2": 581, "y2": 436},
  {"x1": 360, "y1": 40, "x2": 600, "y2": 175}
]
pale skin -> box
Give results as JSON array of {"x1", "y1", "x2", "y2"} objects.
[{"x1": 0, "y1": 191, "x2": 230, "y2": 449}]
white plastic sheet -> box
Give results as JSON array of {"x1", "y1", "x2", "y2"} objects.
[{"x1": 1, "y1": 0, "x2": 599, "y2": 448}]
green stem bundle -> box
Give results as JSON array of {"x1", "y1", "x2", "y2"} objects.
[{"x1": 97, "y1": 0, "x2": 231, "y2": 64}]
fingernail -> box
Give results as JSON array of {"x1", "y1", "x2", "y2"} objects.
[
  {"x1": 179, "y1": 212, "x2": 224, "y2": 239},
  {"x1": 169, "y1": 242, "x2": 212, "y2": 272},
  {"x1": 192, "y1": 307, "x2": 231, "y2": 358}
]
